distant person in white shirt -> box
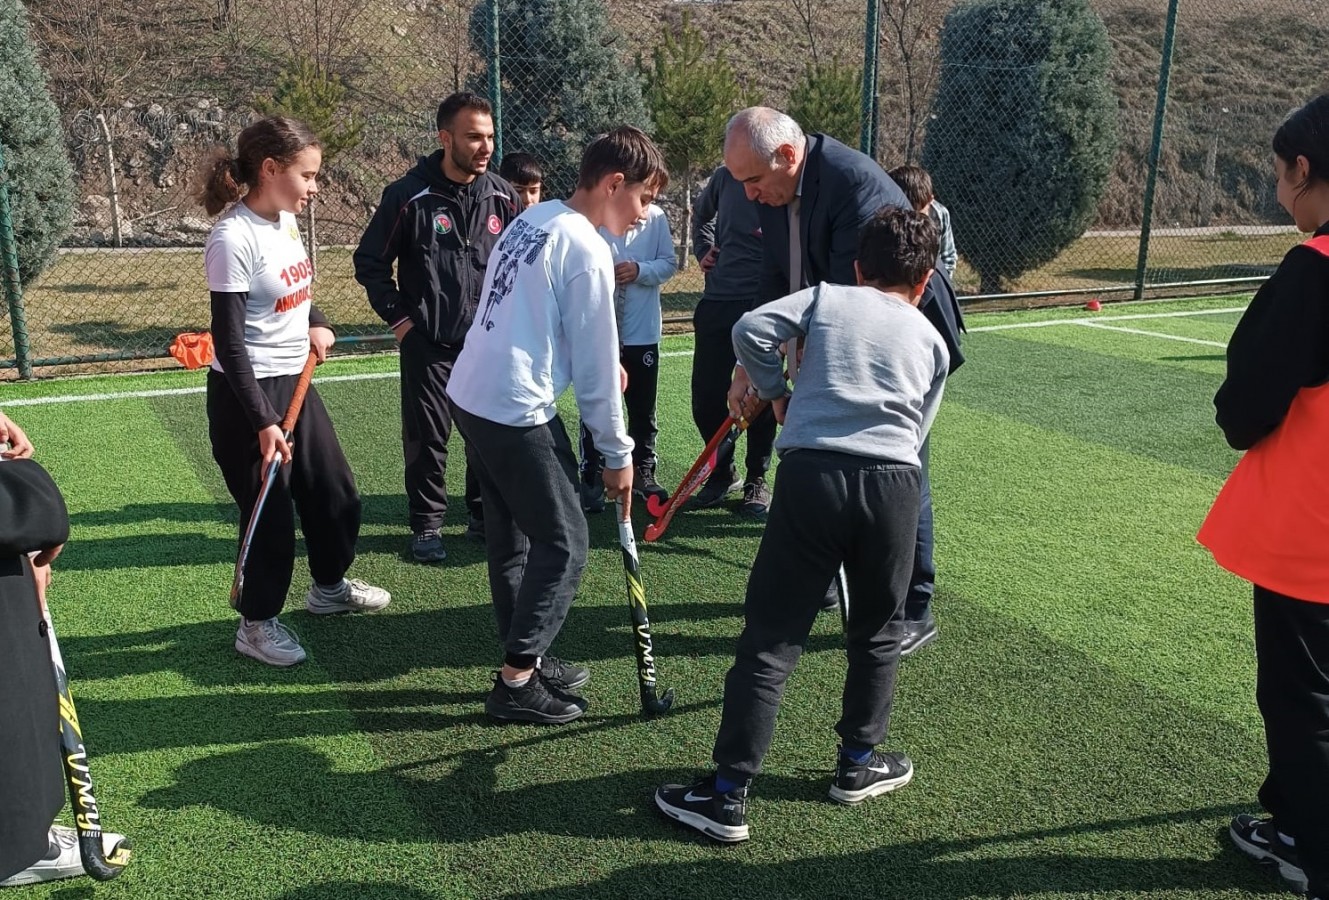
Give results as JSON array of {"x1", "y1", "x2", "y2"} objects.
[
  {"x1": 447, "y1": 127, "x2": 670, "y2": 725},
  {"x1": 579, "y1": 202, "x2": 678, "y2": 513}
]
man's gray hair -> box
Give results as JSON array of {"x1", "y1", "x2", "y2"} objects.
[{"x1": 726, "y1": 107, "x2": 805, "y2": 161}]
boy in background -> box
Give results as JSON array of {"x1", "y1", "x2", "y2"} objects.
[
  {"x1": 889, "y1": 165, "x2": 957, "y2": 281},
  {"x1": 500, "y1": 152, "x2": 543, "y2": 210}
]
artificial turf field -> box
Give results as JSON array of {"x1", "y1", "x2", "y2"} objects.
[{"x1": 0, "y1": 294, "x2": 1290, "y2": 900}]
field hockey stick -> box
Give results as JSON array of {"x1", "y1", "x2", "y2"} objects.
[
  {"x1": 229, "y1": 351, "x2": 318, "y2": 610},
  {"x1": 617, "y1": 497, "x2": 675, "y2": 715},
  {"x1": 644, "y1": 400, "x2": 768, "y2": 542},
  {"x1": 38, "y1": 590, "x2": 133, "y2": 880}
]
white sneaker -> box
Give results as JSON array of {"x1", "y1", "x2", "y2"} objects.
[
  {"x1": 0, "y1": 824, "x2": 130, "y2": 886},
  {"x1": 235, "y1": 616, "x2": 307, "y2": 667},
  {"x1": 305, "y1": 578, "x2": 391, "y2": 615}
]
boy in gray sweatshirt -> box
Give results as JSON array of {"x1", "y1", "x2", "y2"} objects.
[{"x1": 655, "y1": 207, "x2": 948, "y2": 842}]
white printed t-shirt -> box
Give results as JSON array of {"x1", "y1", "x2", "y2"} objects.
[
  {"x1": 447, "y1": 200, "x2": 634, "y2": 470},
  {"x1": 204, "y1": 203, "x2": 314, "y2": 378}
]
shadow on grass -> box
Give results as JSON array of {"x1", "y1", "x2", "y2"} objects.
[
  {"x1": 56, "y1": 598, "x2": 814, "y2": 688},
  {"x1": 272, "y1": 886, "x2": 438, "y2": 900},
  {"x1": 48, "y1": 320, "x2": 191, "y2": 353},
  {"x1": 1160, "y1": 354, "x2": 1227, "y2": 362},
  {"x1": 140, "y1": 740, "x2": 1277, "y2": 897}
]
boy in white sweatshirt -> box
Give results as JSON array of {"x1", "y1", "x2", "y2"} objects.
[
  {"x1": 448, "y1": 127, "x2": 669, "y2": 725},
  {"x1": 580, "y1": 203, "x2": 678, "y2": 512}
]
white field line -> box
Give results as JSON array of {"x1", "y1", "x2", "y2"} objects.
[
  {"x1": 2, "y1": 353, "x2": 697, "y2": 407},
  {"x1": 1075, "y1": 321, "x2": 1228, "y2": 348},
  {"x1": 0, "y1": 307, "x2": 1240, "y2": 409}
]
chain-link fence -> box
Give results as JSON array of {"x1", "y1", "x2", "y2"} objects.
[{"x1": 0, "y1": 0, "x2": 1322, "y2": 377}]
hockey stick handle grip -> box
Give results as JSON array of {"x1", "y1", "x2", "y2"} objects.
[{"x1": 280, "y1": 352, "x2": 319, "y2": 435}]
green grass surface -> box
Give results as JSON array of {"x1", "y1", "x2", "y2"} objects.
[{"x1": 0, "y1": 296, "x2": 1292, "y2": 899}]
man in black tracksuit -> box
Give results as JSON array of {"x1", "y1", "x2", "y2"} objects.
[{"x1": 354, "y1": 92, "x2": 518, "y2": 563}]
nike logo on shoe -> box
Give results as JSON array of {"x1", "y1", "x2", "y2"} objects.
[{"x1": 683, "y1": 791, "x2": 714, "y2": 803}]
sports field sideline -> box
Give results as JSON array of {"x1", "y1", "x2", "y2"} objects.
[{"x1": 0, "y1": 295, "x2": 1283, "y2": 899}]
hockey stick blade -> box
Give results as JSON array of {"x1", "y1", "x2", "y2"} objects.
[{"x1": 617, "y1": 498, "x2": 674, "y2": 715}]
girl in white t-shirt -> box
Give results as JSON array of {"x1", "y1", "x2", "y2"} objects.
[{"x1": 196, "y1": 116, "x2": 389, "y2": 668}]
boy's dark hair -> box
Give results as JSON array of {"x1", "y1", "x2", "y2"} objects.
[
  {"x1": 499, "y1": 152, "x2": 543, "y2": 185},
  {"x1": 195, "y1": 116, "x2": 320, "y2": 216},
  {"x1": 1273, "y1": 94, "x2": 1329, "y2": 199},
  {"x1": 576, "y1": 126, "x2": 670, "y2": 193},
  {"x1": 437, "y1": 92, "x2": 492, "y2": 131},
  {"x1": 858, "y1": 207, "x2": 939, "y2": 288},
  {"x1": 887, "y1": 165, "x2": 934, "y2": 210}
]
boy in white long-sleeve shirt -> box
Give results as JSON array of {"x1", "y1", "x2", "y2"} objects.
[
  {"x1": 580, "y1": 203, "x2": 678, "y2": 512},
  {"x1": 448, "y1": 127, "x2": 670, "y2": 725}
]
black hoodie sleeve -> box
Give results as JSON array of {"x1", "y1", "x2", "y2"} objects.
[
  {"x1": 211, "y1": 291, "x2": 281, "y2": 432},
  {"x1": 354, "y1": 184, "x2": 412, "y2": 327},
  {"x1": 309, "y1": 304, "x2": 332, "y2": 332},
  {"x1": 1215, "y1": 245, "x2": 1329, "y2": 450},
  {"x1": 0, "y1": 458, "x2": 69, "y2": 559}
]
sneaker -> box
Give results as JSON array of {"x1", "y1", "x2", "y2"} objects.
[
  {"x1": 465, "y1": 513, "x2": 486, "y2": 542},
  {"x1": 828, "y1": 748, "x2": 914, "y2": 805},
  {"x1": 305, "y1": 578, "x2": 391, "y2": 615},
  {"x1": 0, "y1": 825, "x2": 131, "y2": 886},
  {"x1": 689, "y1": 463, "x2": 742, "y2": 509},
  {"x1": 485, "y1": 670, "x2": 587, "y2": 724},
  {"x1": 1230, "y1": 814, "x2": 1307, "y2": 891},
  {"x1": 539, "y1": 655, "x2": 589, "y2": 692},
  {"x1": 655, "y1": 774, "x2": 750, "y2": 843},
  {"x1": 739, "y1": 477, "x2": 771, "y2": 520},
  {"x1": 633, "y1": 464, "x2": 670, "y2": 508},
  {"x1": 900, "y1": 612, "x2": 938, "y2": 657},
  {"x1": 581, "y1": 480, "x2": 606, "y2": 514},
  {"x1": 235, "y1": 616, "x2": 307, "y2": 666},
  {"x1": 411, "y1": 528, "x2": 447, "y2": 564}
]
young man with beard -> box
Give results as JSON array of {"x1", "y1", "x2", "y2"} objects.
[{"x1": 355, "y1": 92, "x2": 518, "y2": 562}]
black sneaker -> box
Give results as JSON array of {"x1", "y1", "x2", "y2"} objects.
[
  {"x1": 634, "y1": 464, "x2": 670, "y2": 509},
  {"x1": 485, "y1": 671, "x2": 587, "y2": 724},
  {"x1": 581, "y1": 480, "x2": 606, "y2": 514},
  {"x1": 899, "y1": 612, "x2": 938, "y2": 657},
  {"x1": 1230, "y1": 814, "x2": 1307, "y2": 891},
  {"x1": 411, "y1": 528, "x2": 447, "y2": 563},
  {"x1": 689, "y1": 464, "x2": 742, "y2": 509},
  {"x1": 655, "y1": 774, "x2": 750, "y2": 842},
  {"x1": 539, "y1": 655, "x2": 589, "y2": 692},
  {"x1": 828, "y1": 748, "x2": 914, "y2": 805},
  {"x1": 465, "y1": 513, "x2": 486, "y2": 542},
  {"x1": 739, "y1": 477, "x2": 771, "y2": 520}
]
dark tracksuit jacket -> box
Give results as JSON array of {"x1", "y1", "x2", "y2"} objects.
[{"x1": 353, "y1": 152, "x2": 518, "y2": 531}]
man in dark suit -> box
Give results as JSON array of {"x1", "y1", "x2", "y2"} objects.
[{"x1": 722, "y1": 106, "x2": 965, "y2": 655}]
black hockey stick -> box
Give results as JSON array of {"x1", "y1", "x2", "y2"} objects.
[
  {"x1": 230, "y1": 351, "x2": 317, "y2": 610},
  {"x1": 616, "y1": 497, "x2": 675, "y2": 714},
  {"x1": 39, "y1": 593, "x2": 132, "y2": 880}
]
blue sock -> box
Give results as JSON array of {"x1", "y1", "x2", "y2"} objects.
[
  {"x1": 714, "y1": 775, "x2": 741, "y2": 794},
  {"x1": 842, "y1": 746, "x2": 873, "y2": 765}
]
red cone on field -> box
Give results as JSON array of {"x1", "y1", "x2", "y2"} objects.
[{"x1": 1085, "y1": 299, "x2": 1102, "y2": 312}]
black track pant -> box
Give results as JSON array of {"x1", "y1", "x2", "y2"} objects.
[
  {"x1": 581, "y1": 343, "x2": 659, "y2": 478},
  {"x1": 1254, "y1": 584, "x2": 1329, "y2": 897},
  {"x1": 400, "y1": 329, "x2": 482, "y2": 532},
  {"x1": 207, "y1": 371, "x2": 361, "y2": 621},
  {"x1": 691, "y1": 298, "x2": 777, "y2": 482}
]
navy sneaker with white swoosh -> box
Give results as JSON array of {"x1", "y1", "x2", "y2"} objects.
[
  {"x1": 828, "y1": 748, "x2": 914, "y2": 805},
  {"x1": 655, "y1": 775, "x2": 750, "y2": 842}
]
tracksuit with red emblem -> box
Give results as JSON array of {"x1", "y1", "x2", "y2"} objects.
[{"x1": 354, "y1": 150, "x2": 518, "y2": 535}]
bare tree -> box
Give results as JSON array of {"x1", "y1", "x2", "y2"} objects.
[
  {"x1": 879, "y1": 0, "x2": 948, "y2": 164},
  {"x1": 790, "y1": 0, "x2": 826, "y2": 67},
  {"x1": 276, "y1": 0, "x2": 373, "y2": 79}
]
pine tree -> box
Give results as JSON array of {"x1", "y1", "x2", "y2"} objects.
[
  {"x1": 255, "y1": 57, "x2": 363, "y2": 162},
  {"x1": 922, "y1": 0, "x2": 1117, "y2": 293},
  {"x1": 0, "y1": 0, "x2": 75, "y2": 287},
  {"x1": 470, "y1": 0, "x2": 651, "y2": 198},
  {"x1": 638, "y1": 12, "x2": 753, "y2": 266},
  {"x1": 788, "y1": 57, "x2": 862, "y2": 148}
]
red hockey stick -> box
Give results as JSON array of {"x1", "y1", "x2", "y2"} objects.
[{"x1": 644, "y1": 400, "x2": 768, "y2": 543}]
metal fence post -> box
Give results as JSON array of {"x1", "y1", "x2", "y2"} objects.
[
  {"x1": 489, "y1": 0, "x2": 503, "y2": 160},
  {"x1": 0, "y1": 143, "x2": 33, "y2": 380},
  {"x1": 1133, "y1": 0, "x2": 1180, "y2": 301},
  {"x1": 860, "y1": 0, "x2": 880, "y2": 159}
]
